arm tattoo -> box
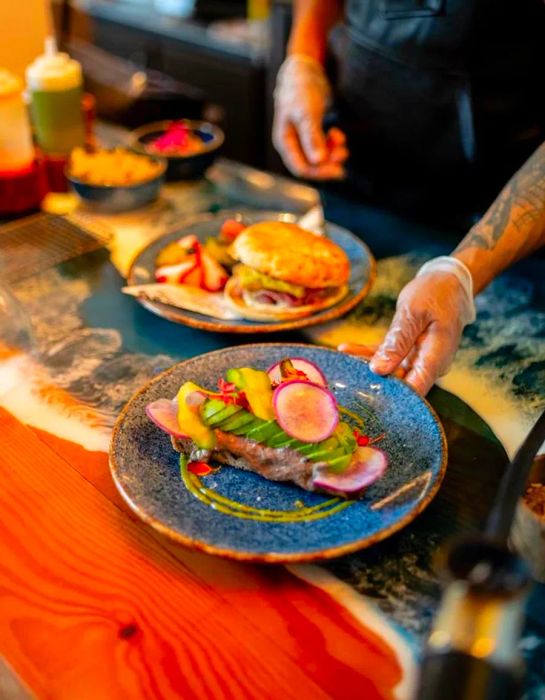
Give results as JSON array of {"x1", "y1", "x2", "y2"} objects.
[{"x1": 456, "y1": 141, "x2": 545, "y2": 253}]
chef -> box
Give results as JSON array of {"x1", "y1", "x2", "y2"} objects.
[
  {"x1": 273, "y1": 0, "x2": 545, "y2": 226},
  {"x1": 273, "y1": 0, "x2": 545, "y2": 394}
]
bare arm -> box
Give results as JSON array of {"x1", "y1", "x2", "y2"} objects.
[
  {"x1": 342, "y1": 142, "x2": 545, "y2": 394},
  {"x1": 273, "y1": 0, "x2": 347, "y2": 179},
  {"x1": 454, "y1": 141, "x2": 545, "y2": 293},
  {"x1": 287, "y1": 0, "x2": 343, "y2": 64}
]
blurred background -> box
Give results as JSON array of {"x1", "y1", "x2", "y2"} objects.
[{"x1": 0, "y1": 0, "x2": 291, "y2": 172}]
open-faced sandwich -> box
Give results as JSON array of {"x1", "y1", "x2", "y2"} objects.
[
  {"x1": 146, "y1": 357, "x2": 387, "y2": 498},
  {"x1": 224, "y1": 222, "x2": 350, "y2": 321}
]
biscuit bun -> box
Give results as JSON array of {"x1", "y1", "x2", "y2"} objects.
[{"x1": 229, "y1": 222, "x2": 350, "y2": 288}]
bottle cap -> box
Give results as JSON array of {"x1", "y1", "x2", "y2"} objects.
[
  {"x1": 0, "y1": 69, "x2": 23, "y2": 99},
  {"x1": 26, "y1": 46, "x2": 82, "y2": 92}
]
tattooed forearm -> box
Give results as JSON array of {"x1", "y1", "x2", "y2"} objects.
[{"x1": 456, "y1": 141, "x2": 545, "y2": 254}]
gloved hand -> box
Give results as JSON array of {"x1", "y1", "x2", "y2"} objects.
[
  {"x1": 340, "y1": 257, "x2": 477, "y2": 395},
  {"x1": 273, "y1": 54, "x2": 349, "y2": 180}
]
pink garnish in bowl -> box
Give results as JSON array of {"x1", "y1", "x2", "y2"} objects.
[{"x1": 151, "y1": 122, "x2": 190, "y2": 153}]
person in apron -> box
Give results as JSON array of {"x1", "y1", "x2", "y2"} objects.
[
  {"x1": 273, "y1": 0, "x2": 545, "y2": 393},
  {"x1": 273, "y1": 0, "x2": 545, "y2": 226}
]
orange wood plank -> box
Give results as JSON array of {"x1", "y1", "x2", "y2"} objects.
[
  {"x1": 0, "y1": 409, "x2": 345, "y2": 700},
  {"x1": 13, "y1": 419, "x2": 403, "y2": 699}
]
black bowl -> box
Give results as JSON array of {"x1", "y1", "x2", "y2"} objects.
[
  {"x1": 66, "y1": 150, "x2": 166, "y2": 213},
  {"x1": 128, "y1": 119, "x2": 224, "y2": 181}
]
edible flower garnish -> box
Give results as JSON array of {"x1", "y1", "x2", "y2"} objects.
[
  {"x1": 353, "y1": 429, "x2": 370, "y2": 447},
  {"x1": 217, "y1": 378, "x2": 250, "y2": 410},
  {"x1": 278, "y1": 358, "x2": 310, "y2": 383},
  {"x1": 187, "y1": 461, "x2": 217, "y2": 476}
]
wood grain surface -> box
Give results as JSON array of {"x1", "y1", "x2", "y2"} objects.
[{"x1": 0, "y1": 409, "x2": 402, "y2": 700}]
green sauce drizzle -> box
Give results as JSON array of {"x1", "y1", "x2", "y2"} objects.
[{"x1": 180, "y1": 456, "x2": 352, "y2": 523}]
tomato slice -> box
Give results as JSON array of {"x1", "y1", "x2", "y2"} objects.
[{"x1": 219, "y1": 219, "x2": 245, "y2": 242}]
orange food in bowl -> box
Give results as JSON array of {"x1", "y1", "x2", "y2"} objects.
[{"x1": 69, "y1": 147, "x2": 163, "y2": 186}]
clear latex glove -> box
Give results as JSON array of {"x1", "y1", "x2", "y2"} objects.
[
  {"x1": 273, "y1": 54, "x2": 349, "y2": 180},
  {"x1": 341, "y1": 257, "x2": 476, "y2": 395}
]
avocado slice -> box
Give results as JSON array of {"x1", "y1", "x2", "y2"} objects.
[
  {"x1": 225, "y1": 367, "x2": 275, "y2": 421},
  {"x1": 325, "y1": 453, "x2": 353, "y2": 474},
  {"x1": 267, "y1": 431, "x2": 301, "y2": 449},
  {"x1": 218, "y1": 410, "x2": 255, "y2": 433},
  {"x1": 245, "y1": 420, "x2": 280, "y2": 443},
  {"x1": 228, "y1": 414, "x2": 263, "y2": 436},
  {"x1": 206, "y1": 404, "x2": 242, "y2": 428},
  {"x1": 297, "y1": 435, "x2": 339, "y2": 457},
  {"x1": 177, "y1": 381, "x2": 215, "y2": 449},
  {"x1": 306, "y1": 446, "x2": 347, "y2": 462},
  {"x1": 201, "y1": 398, "x2": 228, "y2": 424}
]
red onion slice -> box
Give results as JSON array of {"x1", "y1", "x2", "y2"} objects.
[
  {"x1": 313, "y1": 446, "x2": 388, "y2": 495},
  {"x1": 145, "y1": 398, "x2": 189, "y2": 439}
]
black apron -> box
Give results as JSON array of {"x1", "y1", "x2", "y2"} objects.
[{"x1": 331, "y1": 0, "x2": 545, "y2": 225}]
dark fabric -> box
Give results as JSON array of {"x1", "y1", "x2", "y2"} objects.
[{"x1": 333, "y1": 0, "x2": 545, "y2": 225}]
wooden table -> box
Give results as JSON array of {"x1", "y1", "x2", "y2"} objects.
[{"x1": 1, "y1": 165, "x2": 544, "y2": 699}]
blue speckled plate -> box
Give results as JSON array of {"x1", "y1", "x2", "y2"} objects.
[
  {"x1": 110, "y1": 344, "x2": 447, "y2": 562},
  {"x1": 126, "y1": 210, "x2": 375, "y2": 333}
]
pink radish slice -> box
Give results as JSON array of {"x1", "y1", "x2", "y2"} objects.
[
  {"x1": 313, "y1": 446, "x2": 388, "y2": 495},
  {"x1": 145, "y1": 398, "x2": 188, "y2": 439},
  {"x1": 267, "y1": 357, "x2": 327, "y2": 386},
  {"x1": 273, "y1": 380, "x2": 338, "y2": 443}
]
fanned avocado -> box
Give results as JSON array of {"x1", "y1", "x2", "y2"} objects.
[
  {"x1": 206, "y1": 404, "x2": 242, "y2": 428},
  {"x1": 199, "y1": 397, "x2": 357, "y2": 473},
  {"x1": 201, "y1": 398, "x2": 230, "y2": 424},
  {"x1": 268, "y1": 432, "x2": 301, "y2": 449},
  {"x1": 228, "y1": 414, "x2": 262, "y2": 436},
  {"x1": 245, "y1": 419, "x2": 278, "y2": 443},
  {"x1": 297, "y1": 436, "x2": 338, "y2": 456},
  {"x1": 306, "y1": 446, "x2": 347, "y2": 462},
  {"x1": 218, "y1": 412, "x2": 256, "y2": 433}
]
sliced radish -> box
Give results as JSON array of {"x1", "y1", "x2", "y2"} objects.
[
  {"x1": 145, "y1": 398, "x2": 188, "y2": 439},
  {"x1": 155, "y1": 260, "x2": 195, "y2": 284},
  {"x1": 200, "y1": 251, "x2": 229, "y2": 292},
  {"x1": 313, "y1": 447, "x2": 388, "y2": 495},
  {"x1": 273, "y1": 380, "x2": 338, "y2": 443},
  {"x1": 267, "y1": 357, "x2": 327, "y2": 386},
  {"x1": 219, "y1": 219, "x2": 245, "y2": 242}
]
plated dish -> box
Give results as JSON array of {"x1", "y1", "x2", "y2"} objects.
[
  {"x1": 110, "y1": 344, "x2": 448, "y2": 562},
  {"x1": 127, "y1": 211, "x2": 376, "y2": 333},
  {"x1": 146, "y1": 355, "x2": 388, "y2": 497}
]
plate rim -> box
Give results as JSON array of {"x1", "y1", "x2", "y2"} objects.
[
  {"x1": 109, "y1": 343, "x2": 448, "y2": 563},
  {"x1": 125, "y1": 210, "x2": 377, "y2": 333}
]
